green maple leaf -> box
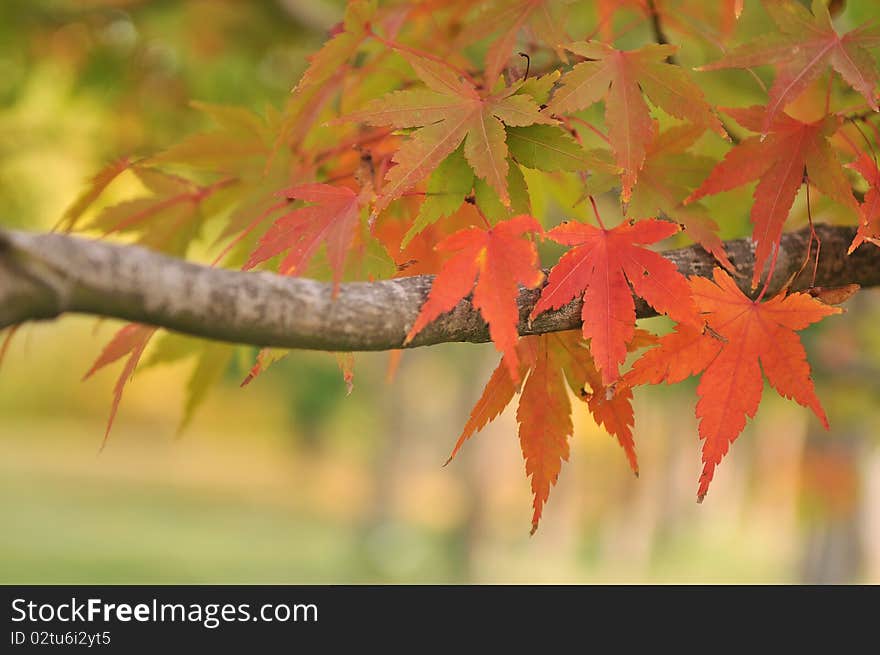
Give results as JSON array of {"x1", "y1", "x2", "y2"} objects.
[{"x1": 344, "y1": 51, "x2": 556, "y2": 215}]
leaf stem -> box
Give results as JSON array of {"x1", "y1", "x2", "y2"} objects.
[
  {"x1": 787, "y1": 170, "x2": 821, "y2": 292},
  {"x1": 589, "y1": 195, "x2": 607, "y2": 229},
  {"x1": 473, "y1": 202, "x2": 493, "y2": 230},
  {"x1": 847, "y1": 116, "x2": 879, "y2": 168}
]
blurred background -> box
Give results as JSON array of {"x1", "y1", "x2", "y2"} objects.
[{"x1": 1, "y1": 0, "x2": 879, "y2": 584}]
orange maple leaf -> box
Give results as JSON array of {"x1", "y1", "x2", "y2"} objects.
[
  {"x1": 449, "y1": 330, "x2": 651, "y2": 533},
  {"x1": 686, "y1": 107, "x2": 858, "y2": 288},
  {"x1": 699, "y1": 0, "x2": 880, "y2": 134},
  {"x1": 625, "y1": 268, "x2": 841, "y2": 500},
  {"x1": 405, "y1": 215, "x2": 544, "y2": 380},
  {"x1": 344, "y1": 52, "x2": 555, "y2": 214},
  {"x1": 546, "y1": 41, "x2": 725, "y2": 199},
  {"x1": 243, "y1": 183, "x2": 367, "y2": 294},
  {"x1": 558, "y1": 328, "x2": 656, "y2": 476},
  {"x1": 531, "y1": 217, "x2": 699, "y2": 385},
  {"x1": 374, "y1": 201, "x2": 481, "y2": 276},
  {"x1": 515, "y1": 335, "x2": 573, "y2": 535}
]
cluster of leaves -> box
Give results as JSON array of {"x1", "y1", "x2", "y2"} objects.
[{"x1": 55, "y1": 0, "x2": 880, "y2": 532}]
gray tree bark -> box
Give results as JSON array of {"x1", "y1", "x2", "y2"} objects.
[{"x1": 1, "y1": 224, "x2": 878, "y2": 351}]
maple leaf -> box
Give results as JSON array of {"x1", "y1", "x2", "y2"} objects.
[
  {"x1": 405, "y1": 215, "x2": 544, "y2": 380},
  {"x1": 699, "y1": 0, "x2": 880, "y2": 133},
  {"x1": 179, "y1": 343, "x2": 235, "y2": 433},
  {"x1": 449, "y1": 330, "x2": 650, "y2": 533},
  {"x1": 241, "y1": 348, "x2": 289, "y2": 387},
  {"x1": 555, "y1": 329, "x2": 657, "y2": 476},
  {"x1": 336, "y1": 352, "x2": 356, "y2": 395},
  {"x1": 847, "y1": 149, "x2": 880, "y2": 253},
  {"x1": 531, "y1": 218, "x2": 700, "y2": 385},
  {"x1": 239, "y1": 347, "x2": 353, "y2": 394},
  {"x1": 295, "y1": 0, "x2": 376, "y2": 93},
  {"x1": 686, "y1": 107, "x2": 858, "y2": 288},
  {"x1": 402, "y1": 146, "x2": 474, "y2": 248},
  {"x1": 517, "y1": 70, "x2": 562, "y2": 106},
  {"x1": 595, "y1": 1, "x2": 649, "y2": 42},
  {"x1": 87, "y1": 171, "x2": 237, "y2": 257},
  {"x1": 83, "y1": 324, "x2": 157, "y2": 447},
  {"x1": 344, "y1": 52, "x2": 555, "y2": 214},
  {"x1": 395, "y1": 144, "x2": 534, "y2": 249},
  {"x1": 473, "y1": 163, "x2": 533, "y2": 223},
  {"x1": 457, "y1": 0, "x2": 569, "y2": 84},
  {"x1": 506, "y1": 124, "x2": 617, "y2": 174},
  {"x1": 625, "y1": 267, "x2": 841, "y2": 500},
  {"x1": 515, "y1": 335, "x2": 573, "y2": 535},
  {"x1": 655, "y1": 0, "x2": 744, "y2": 42},
  {"x1": 628, "y1": 124, "x2": 735, "y2": 271},
  {"x1": 595, "y1": 1, "x2": 743, "y2": 44},
  {"x1": 57, "y1": 157, "x2": 131, "y2": 232},
  {"x1": 243, "y1": 183, "x2": 368, "y2": 294},
  {"x1": 374, "y1": 199, "x2": 479, "y2": 276},
  {"x1": 725, "y1": 0, "x2": 745, "y2": 23},
  {"x1": 150, "y1": 102, "x2": 272, "y2": 172},
  {"x1": 140, "y1": 332, "x2": 235, "y2": 434},
  {"x1": 546, "y1": 41, "x2": 725, "y2": 200}
]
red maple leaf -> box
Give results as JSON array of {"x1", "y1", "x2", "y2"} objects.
[
  {"x1": 625, "y1": 267, "x2": 841, "y2": 500},
  {"x1": 405, "y1": 215, "x2": 544, "y2": 380},
  {"x1": 699, "y1": 0, "x2": 880, "y2": 134},
  {"x1": 847, "y1": 148, "x2": 880, "y2": 252},
  {"x1": 243, "y1": 183, "x2": 366, "y2": 294},
  {"x1": 531, "y1": 217, "x2": 699, "y2": 385},
  {"x1": 83, "y1": 323, "x2": 157, "y2": 447},
  {"x1": 449, "y1": 330, "x2": 651, "y2": 533},
  {"x1": 546, "y1": 41, "x2": 725, "y2": 200},
  {"x1": 686, "y1": 107, "x2": 858, "y2": 288}
]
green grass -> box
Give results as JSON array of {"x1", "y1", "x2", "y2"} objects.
[{"x1": 0, "y1": 466, "x2": 361, "y2": 583}]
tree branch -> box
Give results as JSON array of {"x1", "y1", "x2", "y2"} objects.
[{"x1": 1, "y1": 224, "x2": 878, "y2": 351}]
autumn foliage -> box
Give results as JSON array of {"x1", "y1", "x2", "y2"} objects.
[{"x1": 56, "y1": 0, "x2": 880, "y2": 532}]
